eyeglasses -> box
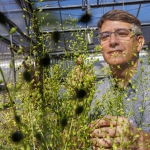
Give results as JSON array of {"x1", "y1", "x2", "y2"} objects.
[{"x1": 97, "y1": 28, "x2": 135, "y2": 44}]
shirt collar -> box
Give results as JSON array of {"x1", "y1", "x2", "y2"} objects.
[{"x1": 108, "y1": 61, "x2": 142, "y2": 92}]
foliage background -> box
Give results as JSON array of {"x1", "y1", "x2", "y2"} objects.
[
  {"x1": 0, "y1": 4, "x2": 98, "y2": 149},
  {"x1": 0, "y1": 1, "x2": 150, "y2": 150}
]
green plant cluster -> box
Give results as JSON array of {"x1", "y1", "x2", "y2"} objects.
[
  {"x1": 0, "y1": 1, "x2": 97, "y2": 149},
  {"x1": 1, "y1": 1, "x2": 150, "y2": 149}
]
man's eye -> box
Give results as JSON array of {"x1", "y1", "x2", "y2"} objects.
[
  {"x1": 101, "y1": 34, "x2": 110, "y2": 40},
  {"x1": 117, "y1": 31, "x2": 129, "y2": 36}
]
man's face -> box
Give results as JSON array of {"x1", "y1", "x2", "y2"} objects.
[{"x1": 100, "y1": 20, "x2": 143, "y2": 67}]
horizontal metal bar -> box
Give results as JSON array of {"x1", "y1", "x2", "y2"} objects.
[
  {"x1": 36, "y1": 0, "x2": 150, "y2": 11},
  {"x1": 3, "y1": 1, "x2": 150, "y2": 13},
  {"x1": 141, "y1": 23, "x2": 150, "y2": 26}
]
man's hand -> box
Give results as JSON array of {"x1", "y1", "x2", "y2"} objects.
[{"x1": 89, "y1": 116, "x2": 150, "y2": 150}]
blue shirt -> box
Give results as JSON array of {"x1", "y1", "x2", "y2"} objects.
[{"x1": 90, "y1": 62, "x2": 150, "y2": 133}]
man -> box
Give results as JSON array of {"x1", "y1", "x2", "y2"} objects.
[{"x1": 90, "y1": 10, "x2": 150, "y2": 149}]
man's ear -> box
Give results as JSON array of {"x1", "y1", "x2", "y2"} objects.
[{"x1": 136, "y1": 35, "x2": 145, "y2": 52}]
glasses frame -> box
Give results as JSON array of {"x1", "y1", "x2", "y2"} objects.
[{"x1": 97, "y1": 28, "x2": 135, "y2": 44}]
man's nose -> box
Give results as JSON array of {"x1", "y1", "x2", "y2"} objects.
[{"x1": 109, "y1": 32, "x2": 119, "y2": 47}]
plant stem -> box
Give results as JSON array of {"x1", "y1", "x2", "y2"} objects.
[
  {"x1": 0, "y1": 67, "x2": 15, "y2": 113},
  {"x1": 64, "y1": 118, "x2": 73, "y2": 150}
]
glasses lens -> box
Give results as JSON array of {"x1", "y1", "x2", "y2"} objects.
[
  {"x1": 115, "y1": 29, "x2": 131, "y2": 40},
  {"x1": 98, "y1": 32, "x2": 110, "y2": 43},
  {"x1": 97, "y1": 28, "x2": 133, "y2": 44}
]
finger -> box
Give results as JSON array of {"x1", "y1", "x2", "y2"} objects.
[
  {"x1": 113, "y1": 136, "x2": 137, "y2": 149},
  {"x1": 91, "y1": 136, "x2": 128, "y2": 146},
  {"x1": 89, "y1": 117, "x2": 118, "y2": 129},
  {"x1": 91, "y1": 116, "x2": 128, "y2": 128},
  {"x1": 91, "y1": 128, "x2": 111, "y2": 138},
  {"x1": 93, "y1": 146, "x2": 111, "y2": 150},
  {"x1": 91, "y1": 137, "x2": 134, "y2": 150},
  {"x1": 103, "y1": 116, "x2": 129, "y2": 125},
  {"x1": 113, "y1": 116, "x2": 129, "y2": 126},
  {"x1": 90, "y1": 124, "x2": 125, "y2": 138},
  {"x1": 91, "y1": 138, "x2": 113, "y2": 148},
  {"x1": 91, "y1": 127, "x2": 121, "y2": 138}
]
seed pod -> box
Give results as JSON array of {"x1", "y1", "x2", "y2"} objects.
[{"x1": 9, "y1": 27, "x2": 17, "y2": 35}]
